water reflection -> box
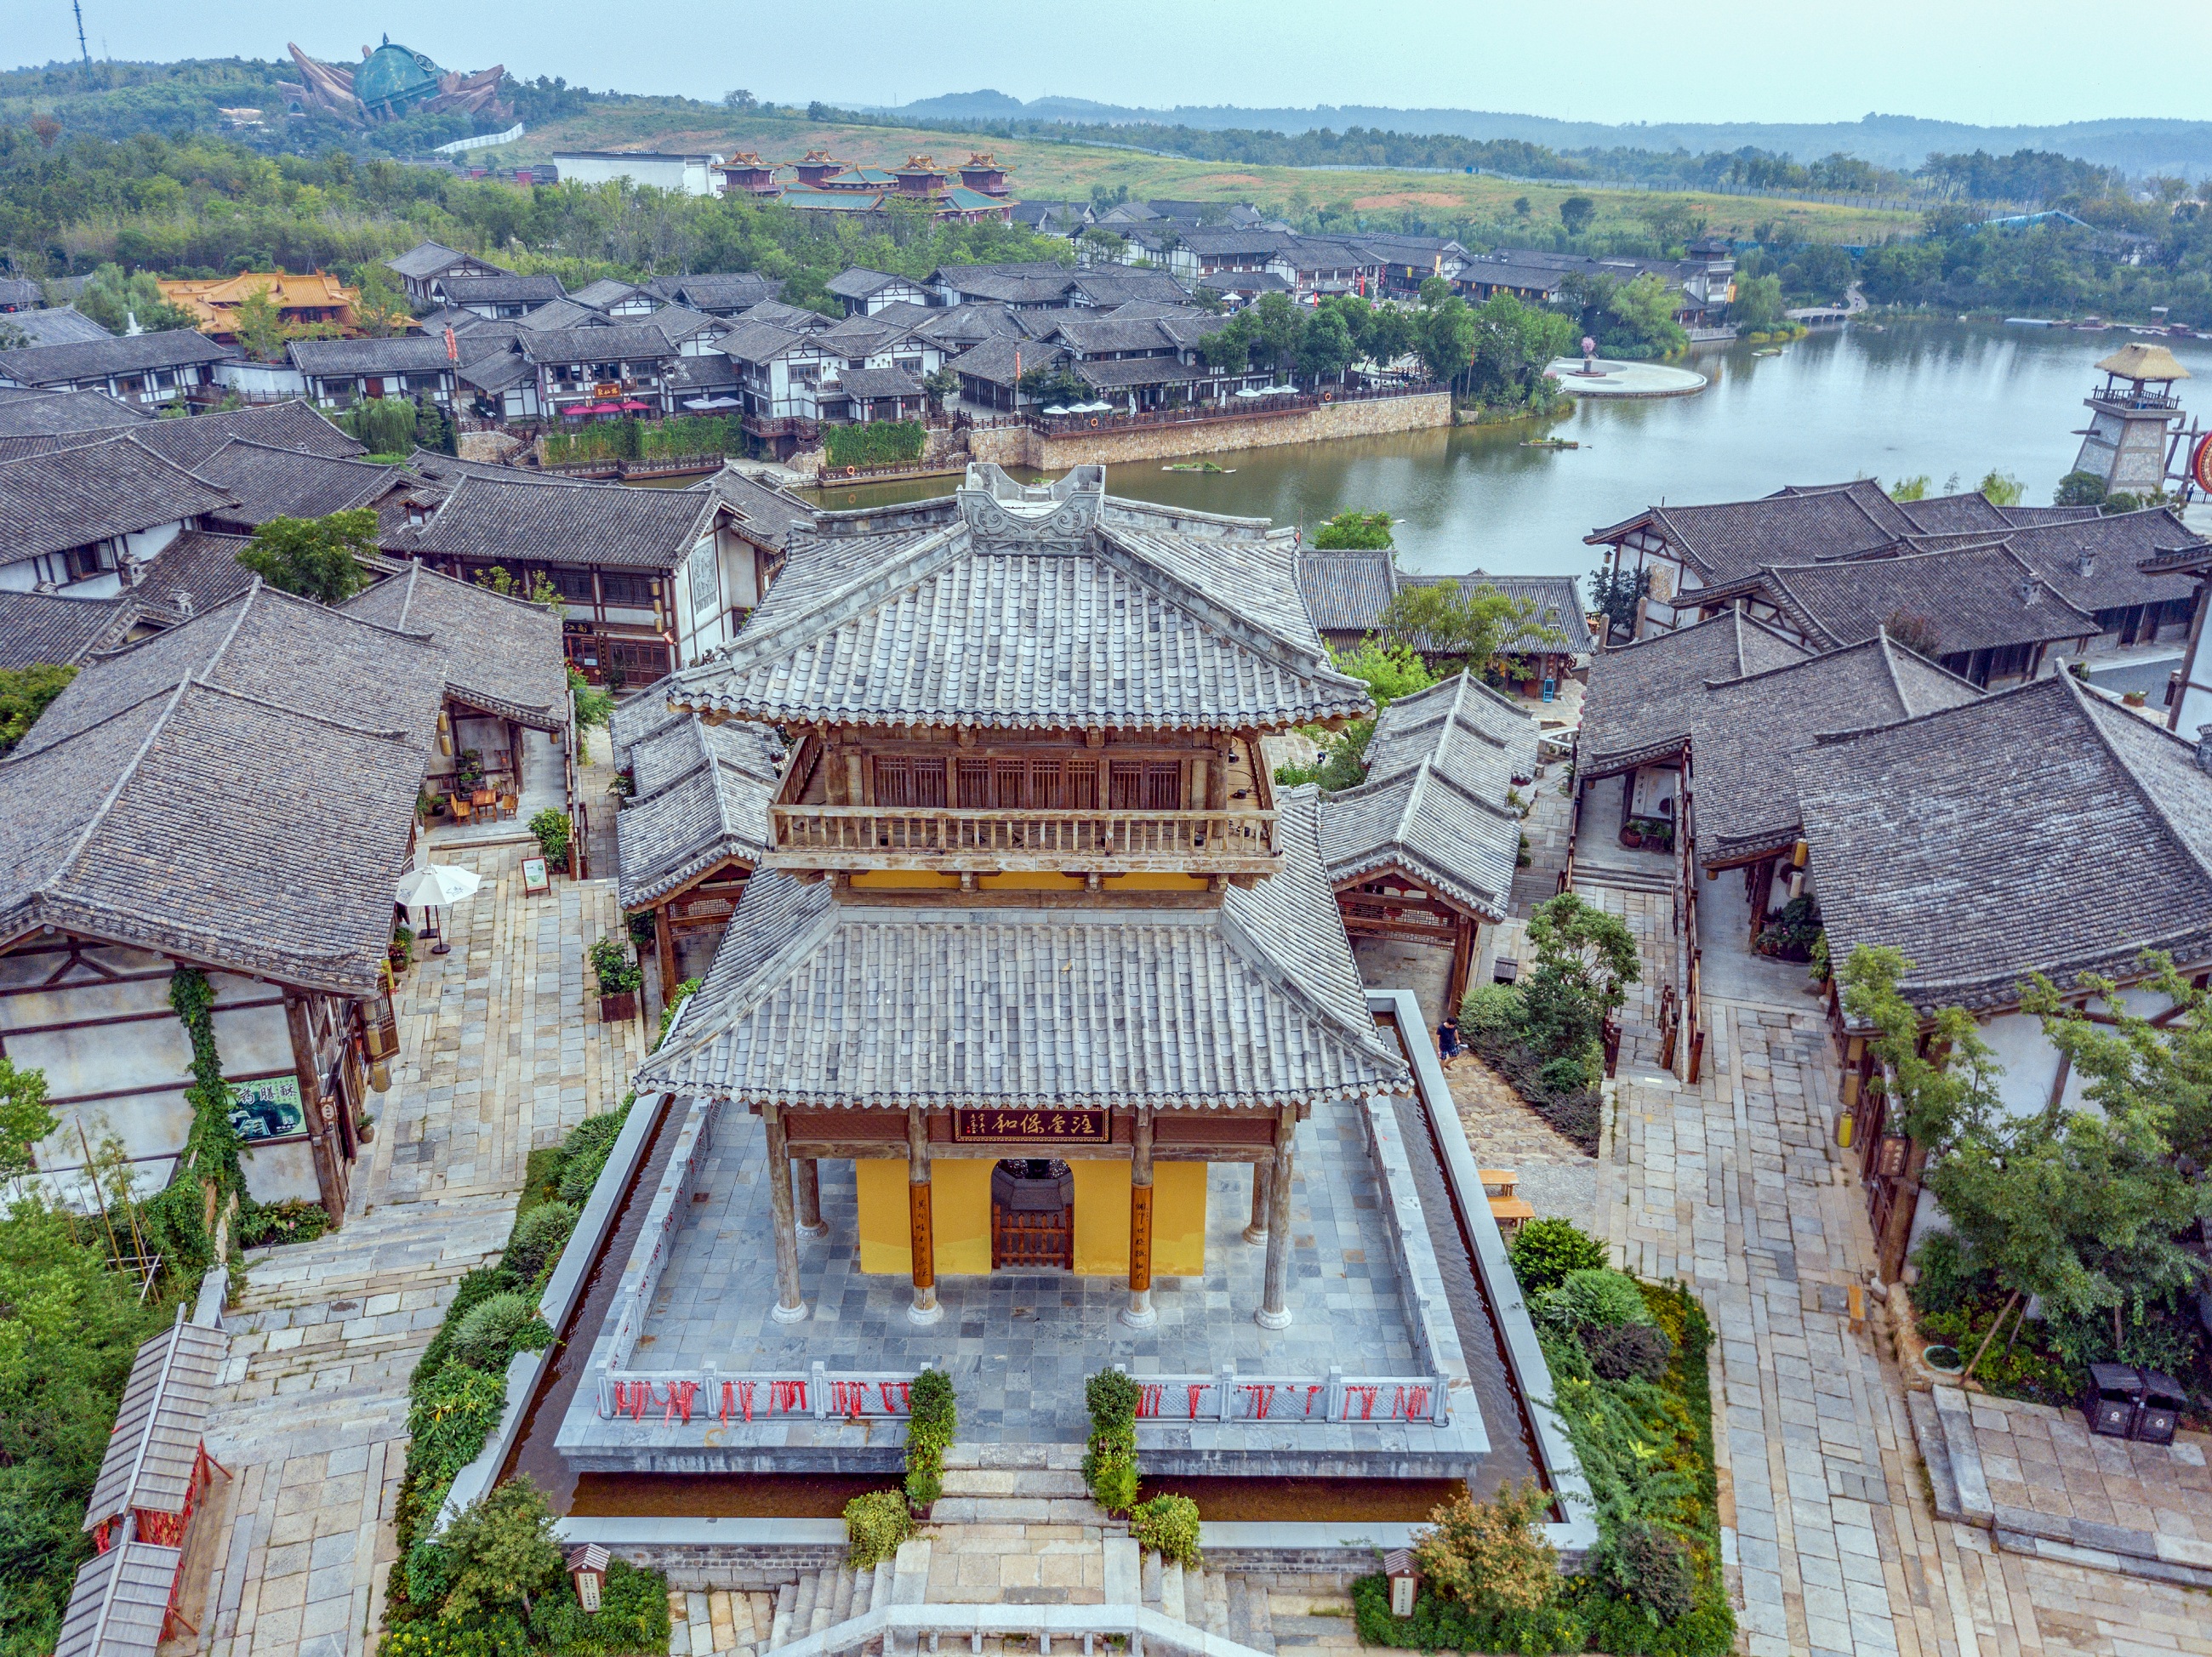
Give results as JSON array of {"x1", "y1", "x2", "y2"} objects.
[{"x1": 804, "y1": 322, "x2": 2212, "y2": 578}]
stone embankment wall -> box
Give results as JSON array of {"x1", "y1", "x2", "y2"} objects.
[
  {"x1": 461, "y1": 429, "x2": 524, "y2": 464},
  {"x1": 966, "y1": 391, "x2": 1449, "y2": 470}
]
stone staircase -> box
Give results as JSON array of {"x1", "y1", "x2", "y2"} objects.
[
  {"x1": 1572, "y1": 861, "x2": 1676, "y2": 897},
  {"x1": 210, "y1": 1194, "x2": 514, "y2": 1434}
]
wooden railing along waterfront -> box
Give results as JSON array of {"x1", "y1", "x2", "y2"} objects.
[{"x1": 767, "y1": 805, "x2": 1279, "y2": 874}]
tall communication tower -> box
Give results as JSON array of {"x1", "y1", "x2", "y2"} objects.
[{"x1": 72, "y1": 0, "x2": 93, "y2": 67}]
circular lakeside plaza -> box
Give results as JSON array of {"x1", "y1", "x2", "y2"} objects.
[{"x1": 1546, "y1": 356, "x2": 1709, "y2": 396}]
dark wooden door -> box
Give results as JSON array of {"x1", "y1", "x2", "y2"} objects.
[{"x1": 993, "y1": 1204, "x2": 1072, "y2": 1269}]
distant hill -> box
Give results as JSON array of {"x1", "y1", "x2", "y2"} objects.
[{"x1": 881, "y1": 93, "x2": 2212, "y2": 179}]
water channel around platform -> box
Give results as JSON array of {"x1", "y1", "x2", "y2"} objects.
[{"x1": 801, "y1": 321, "x2": 2212, "y2": 578}]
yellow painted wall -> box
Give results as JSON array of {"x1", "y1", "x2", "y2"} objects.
[
  {"x1": 1103, "y1": 874, "x2": 1207, "y2": 891},
  {"x1": 850, "y1": 870, "x2": 960, "y2": 890},
  {"x1": 1070, "y1": 1160, "x2": 1207, "y2": 1277},
  {"x1": 853, "y1": 1158, "x2": 992, "y2": 1276},
  {"x1": 978, "y1": 872, "x2": 1082, "y2": 891}
]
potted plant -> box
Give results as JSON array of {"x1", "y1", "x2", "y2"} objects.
[
  {"x1": 390, "y1": 923, "x2": 415, "y2": 973},
  {"x1": 590, "y1": 934, "x2": 641, "y2": 1022}
]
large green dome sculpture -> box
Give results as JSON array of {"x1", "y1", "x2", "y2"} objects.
[{"x1": 354, "y1": 37, "x2": 442, "y2": 117}]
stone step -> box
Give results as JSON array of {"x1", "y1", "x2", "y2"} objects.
[
  {"x1": 1142, "y1": 1551, "x2": 1163, "y2": 1609},
  {"x1": 1242, "y1": 1577, "x2": 1277, "y2": 1655},
  {"x1": 791, "y1": 1569, "x2": 818, "y2": 1635},
  {"x1": 1200, "y1": 1569, "x2": 1229, "y2": 1637},
  {"x1": 1160, "y1": 1562, "x2": 1186, "y2": 1623},
  {"x1": 1573, "y1": 865, "x2": 1676, "y2": 897},
  {"x1": 767, "y1": 1582, "x2": 795, "y2": 1650},
  {"x1": 924, "y1": 1496, "x2": 1103, "y2": 1524},
  {"x1": 938, "y1": 1467, "x2": 1090, "y2": 1500}
]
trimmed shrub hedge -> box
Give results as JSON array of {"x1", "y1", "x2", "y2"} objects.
[
  {"x1": 824, "y1": 420, "x2": 925, "y2": 470},
  {"x1": 843, "y1": 1489, "x2": 913, "y2": 1569},
  {"x1": 1130, "y1": 1494, "x2": 1201, "y2": 1568}
]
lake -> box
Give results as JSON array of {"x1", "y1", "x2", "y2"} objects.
[{"x1": 803, "y1": 322, "x2": 2212, "y2": 579}]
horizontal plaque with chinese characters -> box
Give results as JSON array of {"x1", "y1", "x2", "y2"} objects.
[{"x1": 952, "y1": 1108, "x2": 1109, "y2": 1143}]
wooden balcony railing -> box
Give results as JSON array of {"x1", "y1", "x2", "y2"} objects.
[{"x1": 767, "y1": 805, "x2": 1280, "y2": 874}]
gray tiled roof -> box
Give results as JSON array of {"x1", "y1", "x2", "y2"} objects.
[
  {"x1": 402, "y1": 448, "x2": 611, "y2": 490},
  {"x1": 3, "y1": 305, "x2": 112, "y2": 349},
  {"x1": 84, "y1": 1315, "x2": 227, "y2": 1530},
  {"x1": 191, "y1": 441, "x2": 408, "y2": 527},
  {"x1": 945, "y1": 335, "x2": 1050, "y2": 388},
  {"x1": 288, "y1": 334, "x2": 458, "y2": 376},
  {"x1": 614, "y1": 710, "x2": 779, "y2": 907},
  {"x1": 0, "y1": 584, "x2": 444, "y2": 993},
  {"x1": 691, "y1": 465, "x2": 817, "y2": 552},
  {"x1": 733, "y1": 299, "x2": 834, "y2": 333},
  {"x1": 1318, "y1": 674, "x2": 1537, "y2": 920},
  {"x1": 715, "y1": 321, "x2": 809, "y2": 366},
  {"x1": 653, "y1": 273, "x2": 783, "y2": 314},
  {"x1": 0, "y1": 386, "x2": 148, "y2": 441},
  {"x1": 664, "y1": 467, "x2": 1367, "y2": 733},
  {"x1": 124, "y1": 400, "x2": 364, "y2": 470},
  {"x1": 1976, "y1": 508, "x2": 2205, "y2": 617},
  {"x1": 1067, "y1": 269, "x2": 1193, "y2": 307},
  {"x1": 825, "y1": 268, "x2": 904, "y2": 299},
  {"x1": 644, "y1": 303, "x2": 723, "y2": 344},
  {"x1": 434, "y1": 274, "x2": 567, "y2": 305},
  {"x1": 1704, "y1": 544, "x2": 2101, "y2": 655},
  {"x1": 1582, "y1": 612, "x2": 1983, "y2": 865},
  {"x1": 341, "y1": 561, "x2": 569, "y2": 730},
  {"x1": 835, "y1": 365, "x2": 923, "y2": 399},
  {"x1": 0, "y1": 589, "x2": 123, "y2": 668},
  {"x1": 636, "y1": 783, "x2": 1406, "y2": 1110},
  {"x1": 111, "y1": 530, "x2": 258, "y2": 628},
  {"x1": 1297, "y1": 549, "x2": 1398, "y2": 634},
  {"x1": 1589, "y1": 479, "x2": 1917, "y2": 585},
  {"x1": 386, "y1": 473, "x2": 720, "y2": 570},
  {"x1": 513, "y1": 298, "x2": 610, "y2": 333},
  {"x1": 1797, "y1": 669, "x2": 2212, "y2": 1012},
  {"x1": 1075, "y1": 356, "x2": 1204, "y2": 389},
  {"x1": 0, "y1": 437, "x2": 233, "y2": 559},
  {"x1": 522, "y1": 323, "x2": 679, "y2": 365},
  {"x1": 457, "y1": 347, "x2": 536, "y2": 394},
  {"x1": 570, "y1": 278, "x2": 654, "y2": 310},
  {"x1": 53, "y1": 1540, "x2": 180, "y2": 1657},
  {"x1": 0, "y1": 278, "x2": 41, "y2": 307},
  {"x1": 385, "y1": 241, "x2": 509, "y2": 281},
  {"x1": 0, "y1": 328, "x2": 233, "y2": 387}
]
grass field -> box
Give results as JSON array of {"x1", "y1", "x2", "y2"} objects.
[{"x1": 483, "y1": 105, "x2": 1924, "y2": 244}]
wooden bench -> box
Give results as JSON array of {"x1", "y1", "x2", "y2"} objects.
[{"x1": 1479, "y1": 1169, "x2": 1533, "y2": 1234}]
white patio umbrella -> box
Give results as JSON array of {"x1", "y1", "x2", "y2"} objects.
[{"x1": 397, "y1": 859, "x2": 482, "y2": 957}]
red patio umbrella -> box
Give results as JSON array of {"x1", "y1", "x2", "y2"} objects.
[{"x1": 616, "y1": 399, "x2": 651, "y2": 413}]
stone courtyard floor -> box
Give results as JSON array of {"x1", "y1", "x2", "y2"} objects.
[
  {"x1": 187, "y1": 843, "x2": 642, "y2": 1657},
  {"x1": 1584, "y1": 878, "x2": 2212, "y2": 1657}
]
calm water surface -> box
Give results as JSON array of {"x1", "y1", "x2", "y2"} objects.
[{"x1": 806, "y1": 322, "x2": 2212, "y2": 578}]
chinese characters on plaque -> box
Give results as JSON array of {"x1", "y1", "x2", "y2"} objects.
[{"x1": 951, "y1": 1108, "x2": 1109, "y2": 1142}]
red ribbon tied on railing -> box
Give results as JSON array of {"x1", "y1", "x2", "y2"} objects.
[
  {"x1": 629, "y1": 1381, "x2": 654, "y2": 1421},
  {"x1": 1347, "y1": 1385, "x2": 1380, "y2": 1421},
  {"x1": 832, "y1": 1381, "x2": 869, "y2": 1418},
  {"x1": 667, "y1": 1380, "x2": 698, "y2": 1423},
  {"x1": 1303, "y1": 1386, "x2": 1325, "y2": 1419},
  {"x1": 880, "y1": 1381, "x2": 911, "y2": 1414},
  {"x1": 1137, "y1": 1385, "x2": 1165, "y2": 1420},
  {"x1": 772, "y1": 1379, "x2": 807, "y2": 1415},
  {"x1": 1246, "y1": 1384, "x2": 1275, "y2": 1421},
  {"x1": 1188, "y1": 1383, "x2": 1207, "y2": 1421},
  {"x1": 1393, "y1": 1385, "x2": 1431, "y2": 1421}
]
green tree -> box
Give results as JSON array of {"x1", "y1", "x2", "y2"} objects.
[
  {"x1": 0, "y1": 663, "x2": 77, "y2": 754},
  {"x1": 351, "y1": 262, "x2": 410, "y2": 338},
  {"x1": 235, "y1": 509, "x2": 377, "y2": 604},
  {"x1": 75, "y1": 263, "x2": 197, "y2": 335},
  {"x1": 1587, "y1": 565, "x2": 1647, "y2": 639},
  {"x1": 1311, "y1": 510, "x2": 1394, "y2": 549},
  {"x1": 1978, "y1": 470, "x2": 2026, "y2": 506},
  {"x1": 1243, "y1": 291, "x2": 1304, "y2": 373},
  {"x1": 1380, "y1": 578, "x2": 1557, "y2": 675},
  {"x1": 1328, "y1": 636, "x2": 1437, "y2": 711},
  {"x1": 0, "y1": 1060, "x2": 54, "y2": 1182},
  {"x1": 1466, "y1": 291, "x2": 1577, "y2": 406},
  {"x1": 1417, "y1": 293, "x2": 1477, "y2": 390},
  {"x1": 1560, "y1": 195, "x2": 1597, "y2": 236},
  {"x1": 229, "y1": 288, "x2": 290, "y2": 362},
  {"x1": 1199, "y1": 314, "x2": 1252, "y2": 375},
  {"x1": 432, "y1": 1476, "x2": 564, "y2": 1622},
  {"x1": 1295, "y1": 306, "x2": 1355, "y2": 382},
  {"x1": 2054, "y1": 470, "x2": 2107, "y2": 507},
  {"x1": 1729, "y1": 271, "x2": 1784, "y2": 332},
  {"x1": 1888, "y1": 475, "x2": 1931, "y2": 502}
]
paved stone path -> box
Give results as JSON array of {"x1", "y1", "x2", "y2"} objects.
[
  {"x1": 191, "y1": 845, "x2": 643, "y2": 1657},
  {"x1": 1446, "y1": 1056, "x2": 1596, "y2": 1233},
  {"x1": 1588, "y1": 879, "x2": 2212, "y2": 1657}
]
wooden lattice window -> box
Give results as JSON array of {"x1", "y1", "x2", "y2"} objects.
[
  {"x1": 1109, "y1": 760, "x2": 1182, "y2": 810},
  {"x1": 873, "y1": 756, "x2": 947, "y2": 808}
]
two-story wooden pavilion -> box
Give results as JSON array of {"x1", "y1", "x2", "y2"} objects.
[{"x1": 637, "y1": 466, "x2": 1409, "y2": 1330}]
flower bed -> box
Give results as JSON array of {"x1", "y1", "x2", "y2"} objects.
[{"x1": 1354, "y1": 1220, "x2": 1731, "y2": 1656}]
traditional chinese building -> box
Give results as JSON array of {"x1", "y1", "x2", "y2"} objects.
[{"x1": 636, "y1": 464, "x2": 1397, "y2": 1320}]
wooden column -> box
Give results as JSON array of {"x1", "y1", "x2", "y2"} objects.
[
  {"x1": 906, "y1": 1106, "x2": 941, "y2": 1324},
  {"x1": 1446, "y1": 914, "x2": 1475, "y2": 1015},
  {"x1": 1244, "y1": 1159, "x2": 1270, "y2": 1244},
  {"x1": 795, "y1": 1158, "x2": 826, "y2": 1236},
  {"x1": 285, "y1": 994, "x2": 346, "y2": 1227},
  {"x1": 1256, "y1": 1108, "x2": 1297, "y2": 1329},
  {"x1": 655, "y1": 903, "x2": 678, "y2": 1003},
  {"x1": 761, "y1": 1103, "x2": 808, "y2": 1323},
  {"x1": 1122, "y1": 1107, "x2": 1156, "y2": 1327}
]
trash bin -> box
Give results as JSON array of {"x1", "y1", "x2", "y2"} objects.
[
  {"x1": 2135, "y1": 1371, "x2": 2186, "y2": 1445},
  {"x1": 2084, "y1": 1363, "x2": 2141, "y2": 1438}
]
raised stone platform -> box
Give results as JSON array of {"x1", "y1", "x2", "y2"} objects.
[
  {"x1": 1544, "y1": 357, "x2": 1707, "y2": 397},
  {"x1": 555, "y1": 1091, "x2": 1490, "y2": 1479},
  {"x1": 1910, "y1": 1382, "x2": 2212, "y2": 1589}
]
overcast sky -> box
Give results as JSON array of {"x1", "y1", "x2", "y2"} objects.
[{"x1": 16, "y1": 0, "x2": 2212, "y2": 127}]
